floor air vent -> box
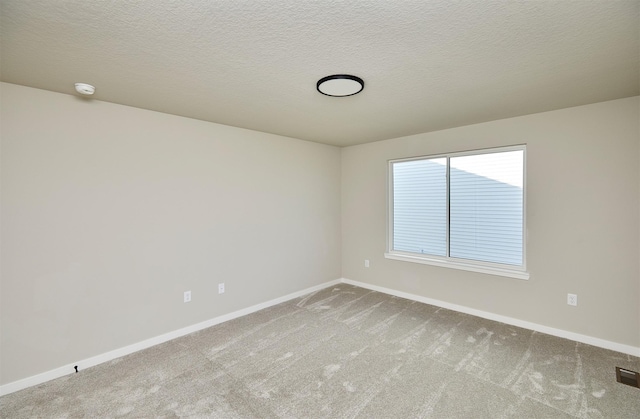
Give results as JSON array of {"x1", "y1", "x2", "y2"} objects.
[{"x1": 616, "y1": 367, "x2": 640, "y2": 388}]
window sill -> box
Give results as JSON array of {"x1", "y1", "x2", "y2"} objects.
[{"x1": 384, "y1": 252, "x2": 530, "y2": 280}]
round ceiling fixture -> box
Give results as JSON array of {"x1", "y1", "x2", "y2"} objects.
[
  {"x1": 316, "y1": 74, "x2": 364, "y2": 97},
  {"x1": 74, "y1": 83, "x2": 95, "y2": 96}
]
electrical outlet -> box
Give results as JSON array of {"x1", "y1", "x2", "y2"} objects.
[
  {"x1": 184, "y1": 290, "x2": 191, "y2": 303},
  {"x1": 365, "y1": 259, "x2": 370, "y2": 268},
  {"x1": 567, "y1": 293, "x2": 577, "y2": 306},
  {"x1": 218, "y1": 283, "x2": 225, "y2": 294}
]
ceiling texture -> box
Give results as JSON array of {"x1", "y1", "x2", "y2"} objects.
[{"x1": 1, "y1": 0, "x2": 638, "y2": 147}]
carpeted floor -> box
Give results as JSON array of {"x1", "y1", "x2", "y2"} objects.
[{"x1": 1, "y1": 284, "x2": 639, "y2": 418}]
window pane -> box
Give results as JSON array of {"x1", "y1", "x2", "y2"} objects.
[
  {"x1": 393, "y1": 158, "x2": 447, "y2": 256},
  {"x1": 449, "y1": 150, "x2": 523, "y2": 265}
]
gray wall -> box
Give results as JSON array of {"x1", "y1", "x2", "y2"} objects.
[
  {"x1": 0, "y1": 83, "x2": 342, "y2": 385},
  {"x1": 342, "y1": 97, "x2": 640, "y2": 348},
  {"x1": 2, "y1": 82, "x2": 639, "y2": 387}
]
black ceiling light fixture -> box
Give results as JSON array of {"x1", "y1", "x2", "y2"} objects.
[{"x1": 317, "y1": 74, "x2": 364, "y2": 97}]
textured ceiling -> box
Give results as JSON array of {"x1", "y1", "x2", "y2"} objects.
[{"x1": 1, "y1": 1, "x2": 638, "y2": 147}]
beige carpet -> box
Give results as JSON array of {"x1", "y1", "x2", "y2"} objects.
[{"x1": 1, "y1": 284, "x2": 639, "y2": 418}]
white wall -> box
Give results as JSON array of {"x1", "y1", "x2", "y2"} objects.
[
  {"x1": 342, "y1": 97, "x2": 640, "y2": 349},
  {"x1": 0, "y1": 83, "x2": 342, "y2": 385}
]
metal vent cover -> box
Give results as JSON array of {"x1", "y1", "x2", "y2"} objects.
[{"x1": 616, "y1": 367, "x2": 639, "y2": 388}]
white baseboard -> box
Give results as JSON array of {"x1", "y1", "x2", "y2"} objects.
[
  {"x1": 0, "y1": 279, "x2": 341, "y2": 397},
  {"x1": 3, "y1": 277, "x2": 637, "y2": 396},
  {"x1": 340, "y1": 278, "x2": 640, "y2": 357}
]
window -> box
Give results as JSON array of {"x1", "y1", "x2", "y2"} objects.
[{"x1": 386, "y1": 145, "x2": 528, "y2": 279}]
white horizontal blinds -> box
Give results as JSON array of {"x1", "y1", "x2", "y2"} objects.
[
  {"x1": 449, "y1": 150, "x2": 524, "y2": 266},
  {"x1": 392, "y1": 158, "x2": 447, "y2": 256}
]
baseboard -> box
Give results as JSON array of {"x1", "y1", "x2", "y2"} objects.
[
  {"x1": 4, "y1": 276, "x2": 636, "y2": 396},
  {"x1": 0, "y1": 278, "x2": 341, "y2": 397},
  {"x1": 340, "y1": 278, "x2": 640, "y2": 357}
]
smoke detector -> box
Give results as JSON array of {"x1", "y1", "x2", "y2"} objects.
[{"x1": 74, "y1": 83, "x2": 95, "y2": 96}]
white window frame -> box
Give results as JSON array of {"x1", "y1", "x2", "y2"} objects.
[{"x1": 385, "y1": 145, "x2": 529, "y2": 280}]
